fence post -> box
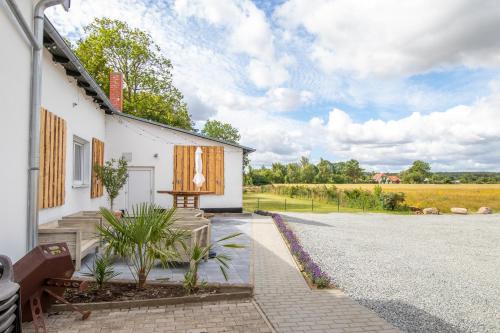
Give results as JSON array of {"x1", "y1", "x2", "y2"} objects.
[
  {"x1": 311, "y1": 199, "x2": 314, "y2": 212},
  {"x1": 257, "y1": 198, "x2": 260, "y2": 210},
  {"x1": 337, "y1": 192, "x2": 340, "y2": 212},
  {"x1": 284, "y1": 199, "x2": 287, "y2": 211}
]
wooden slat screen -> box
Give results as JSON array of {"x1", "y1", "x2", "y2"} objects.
[
  {"x1": 91, "y1": 138, "x2": 105, "y2": 198},
  {"x1": 39, "y1": 108, "x2": 66, "y2": 209},
  {"x1": 173, "y1": 146, "x2": 224, "y2": 195}
]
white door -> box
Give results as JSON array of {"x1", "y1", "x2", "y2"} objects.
[{"x1": 116, "y1": 167, "x2": 154, "y2": 213}]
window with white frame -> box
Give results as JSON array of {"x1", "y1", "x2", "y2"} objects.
[{"x1": 73, "y1": 136, "x2": 90, "y2": 186}]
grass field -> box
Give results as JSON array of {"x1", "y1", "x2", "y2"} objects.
[
  {"x1": 243, "y1": 192, "x2": 383, "y2": 213},
  {"x1": 244, "y1": 184, "x2": 500, "y2": 213}
]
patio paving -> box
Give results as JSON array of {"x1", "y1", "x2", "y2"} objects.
[
  {"x1": 251, "y1": 215, "x2": 398, "y2": 333},
  {"x1": 22, "y1": 299, "x2": 272, "y2": 333},
  {"x1": 76, "y1": 217, "x2": 251, "y2": 284}
]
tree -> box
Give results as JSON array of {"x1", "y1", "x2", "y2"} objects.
[
  {"x1": 315, "y1": 158, "x2": 333, "y2": 183},
  {"x1": 401, "y1": 160, "x2": 431, "y2": 184},
  {"x1": 76, "y1": 18, "x2": 193, "y2": 129},
  {"x1": 201, "y1": 120, "x2": 241, "y2": 143},
  {"x1": 285, "y1": 163, "x2": 301, "y2": 183},
  {"x1": 343, "y1": 159, "x2": 363, "y2": 183},
  {"x1": 93, "y1": 158, "x2": 128, "y2": 210},
  {"x1": 270, "y1": 163, "x2": 287, "y2": 184}
]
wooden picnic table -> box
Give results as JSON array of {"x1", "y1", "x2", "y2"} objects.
[{"x1": 157, "y1": 190, "x2": 214, "y2": 208}]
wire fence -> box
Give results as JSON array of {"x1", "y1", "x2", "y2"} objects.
[{"x1": 243, "y1": 196, "x2": 409, "y2": 213}]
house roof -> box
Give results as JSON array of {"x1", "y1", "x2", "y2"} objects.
[
  {"x1": 114, "y1": 112, "x2": 255, "y2": 152},
  {"x1": 43, "y1": 17, "x2": 255, "y2": 153}
]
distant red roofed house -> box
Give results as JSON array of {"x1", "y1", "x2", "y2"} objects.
[
  {"x1": 373, "y1": 173, "x2": 385, "y2": 183},
  {"x1": 387, "y1": 175, "x2": 401, "y2": 184},
  {"x1": 373, "y1": 173, "x2": 401, "y2": 184}
]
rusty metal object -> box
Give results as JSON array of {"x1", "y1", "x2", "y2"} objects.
[{"x1": 13, "y1": 243, "x2": 91, "y2": 331}]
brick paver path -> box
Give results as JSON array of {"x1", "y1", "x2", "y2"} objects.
[
  {"x1": 22, "y1": 300, "x2": 272, "y2": 333},
  {"x1": 252, "y1": 216, "x2": 399, "y2": 333}
]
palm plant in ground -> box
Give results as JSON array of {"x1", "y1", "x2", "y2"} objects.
[
  {"x1": 82, "y1": 254, "x2": 120, "y2": 289},
  {"x1": 98, "y1": 203, "x2": 186, "y2": 289},
  {"x1": 183, "y1": 233, "x2": 244, "y2": 294}
]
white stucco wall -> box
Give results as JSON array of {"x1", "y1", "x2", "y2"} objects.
[
  {"x1": 38, "y1": 49, "x2": 107, "y2": 224},
  {"x1": 105, "y1": 115, "x2": 244, "y2": 210},
  {"x1": 0, "y1": 1, "x2": 33, "y2": 261}
]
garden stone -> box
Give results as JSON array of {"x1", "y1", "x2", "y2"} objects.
[
  {"x1": 423, "y1": 207, "x2": 439, "y2": 215},
  {"x1": 451, "y1": 207, "x2": 468, "y2": 214},
  {"x1": 477, "y1": 207, "x2": 492, "y2": 214}
]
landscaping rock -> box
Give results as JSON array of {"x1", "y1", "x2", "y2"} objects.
[
  {"x1": 451, "y1": 207, "x2": 468, "y2": 214},
  {"x1": 477, "y1": 207, "x2": 493, "y2": 214},
  {"x1": 423, "y1": 207, "x2": 439, "y2": 215}
]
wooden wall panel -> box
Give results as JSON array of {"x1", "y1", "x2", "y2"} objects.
[
  {"x1": 173, "y1": 145, "x2": 225, "y2": 195},
  {"x1": 91, "y1": 138, "x2": 105, "y2": 198},
  {"x1": 215, "y1": 146, "x2": 224, "y2": 195},
  {"x1": 38, "y1": 108, "x2": 66, "y2": 209}
]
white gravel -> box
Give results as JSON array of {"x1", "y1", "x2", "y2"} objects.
[{"x1": 282, "y1": 212, "x2": 500, "y2": 333}]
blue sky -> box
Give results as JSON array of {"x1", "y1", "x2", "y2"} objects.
[{"x1": 47, "y1": 0, "x2": 500, "y2": 171}]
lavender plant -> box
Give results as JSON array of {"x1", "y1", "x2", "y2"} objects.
[{"x1": 271, "y1": 213, "x2": 331, "y2": 288}]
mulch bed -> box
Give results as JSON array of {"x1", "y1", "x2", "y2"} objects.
[{"x1": 64, "y1": 282, "x2": 222, "y2": 303}]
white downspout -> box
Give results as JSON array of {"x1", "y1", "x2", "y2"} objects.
[{"x1": 26, "y1": 0, "x2": 70, "y2": 251}]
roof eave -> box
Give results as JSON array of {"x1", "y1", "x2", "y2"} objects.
[{"x1": 111, "y1": 111, "x2": 255, "y2": 153}]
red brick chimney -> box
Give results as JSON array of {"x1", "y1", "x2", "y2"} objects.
[{"x1": 109, "y1": 72, "x2": 123, "y2": 111}]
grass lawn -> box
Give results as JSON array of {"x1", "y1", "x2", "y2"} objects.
[
  {"x1": 245, "y1": 184, "x2": 500, "y2": 213},
  {"x1": 243, "y1": 192, "x2": 397, "y2": 214}
]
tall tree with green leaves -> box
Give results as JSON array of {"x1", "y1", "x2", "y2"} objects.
[
  {"x1": 201, "y1": 119, "x2": 251, "y2": 173},
  {"x1": 343, "y1": 159, "x2": 364, "y2": 183},
  {"x1": 75, "y1": 18, "x2": 193, "y2": 129},
  {"x1": 201, "y1": 120, "x2": 241, "y2": 143},
  {"x1": 271, "y1": 163, "x2": 287, "y2": 183},
  {"x1": 400, "y1": 160, "x2": 432, "y2": 183}
]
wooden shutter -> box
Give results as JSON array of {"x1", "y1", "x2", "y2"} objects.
[
  {"x1": 39, "y1": 108, "x2": 66, "y2": 209},
  {"x1": 91, "y1": 138, "x2": 105, "y2": 198},
  {"x1": 173, "y1": 145, "x2": 224, "y2": 195}
]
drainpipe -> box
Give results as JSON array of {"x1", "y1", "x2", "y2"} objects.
[
  {"x1": 26, "y1": 0, "x2": 71, "y2": 251},
  {"x1": 5, "y1": 0, "x2": 40, "y2": 50}
]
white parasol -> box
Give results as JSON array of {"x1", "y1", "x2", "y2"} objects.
[{"x1": 192, "y1": 147, "x2": 205, "y2": 189}]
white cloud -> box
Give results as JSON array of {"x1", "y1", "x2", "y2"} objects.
[
  {"x1": 263, "y1": 88, "x2": 313, "y2": 112},
  {"x1": 175, "y1": 0, "x2": 290, "y2": 88},
  {"x1": 321, "y1": 93, "x2": 500, "y2": 171},
  {"x1": 276, "y1": 0, "x2": 500, "y2": 77},
  {"x1": 247, "y1": 60, "x2": 289, "y2": 88}
]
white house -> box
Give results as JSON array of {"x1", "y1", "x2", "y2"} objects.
[{"x1": 0, "y1": 3, "x2": 253, "y2": 261}]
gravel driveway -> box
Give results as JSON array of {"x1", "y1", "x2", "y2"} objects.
[{"x1": 282, "y1": 212, "x2": 500, "y2": 333}]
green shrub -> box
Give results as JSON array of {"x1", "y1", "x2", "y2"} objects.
[
  {"x1": 381, "y1": 192, "x2": 406, "y2": 210},
  {"x1": 256, "y1": 184, "x2": 407, "y2": 211}
]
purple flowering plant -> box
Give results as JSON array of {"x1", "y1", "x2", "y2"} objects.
[{"x1": 267, "y1": 212, "x2": 331, "y2": 288}]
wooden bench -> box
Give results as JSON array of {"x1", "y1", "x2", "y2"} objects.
[
  {"x1": 172, "y1": 209, "x2": 211, "y2": 262},
  {"x1": 38, "y1": 218, "x2": 101, "y2": 270},
  {"x1": 172, "y1": 208, "x2": 204, "y2": 219}
]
